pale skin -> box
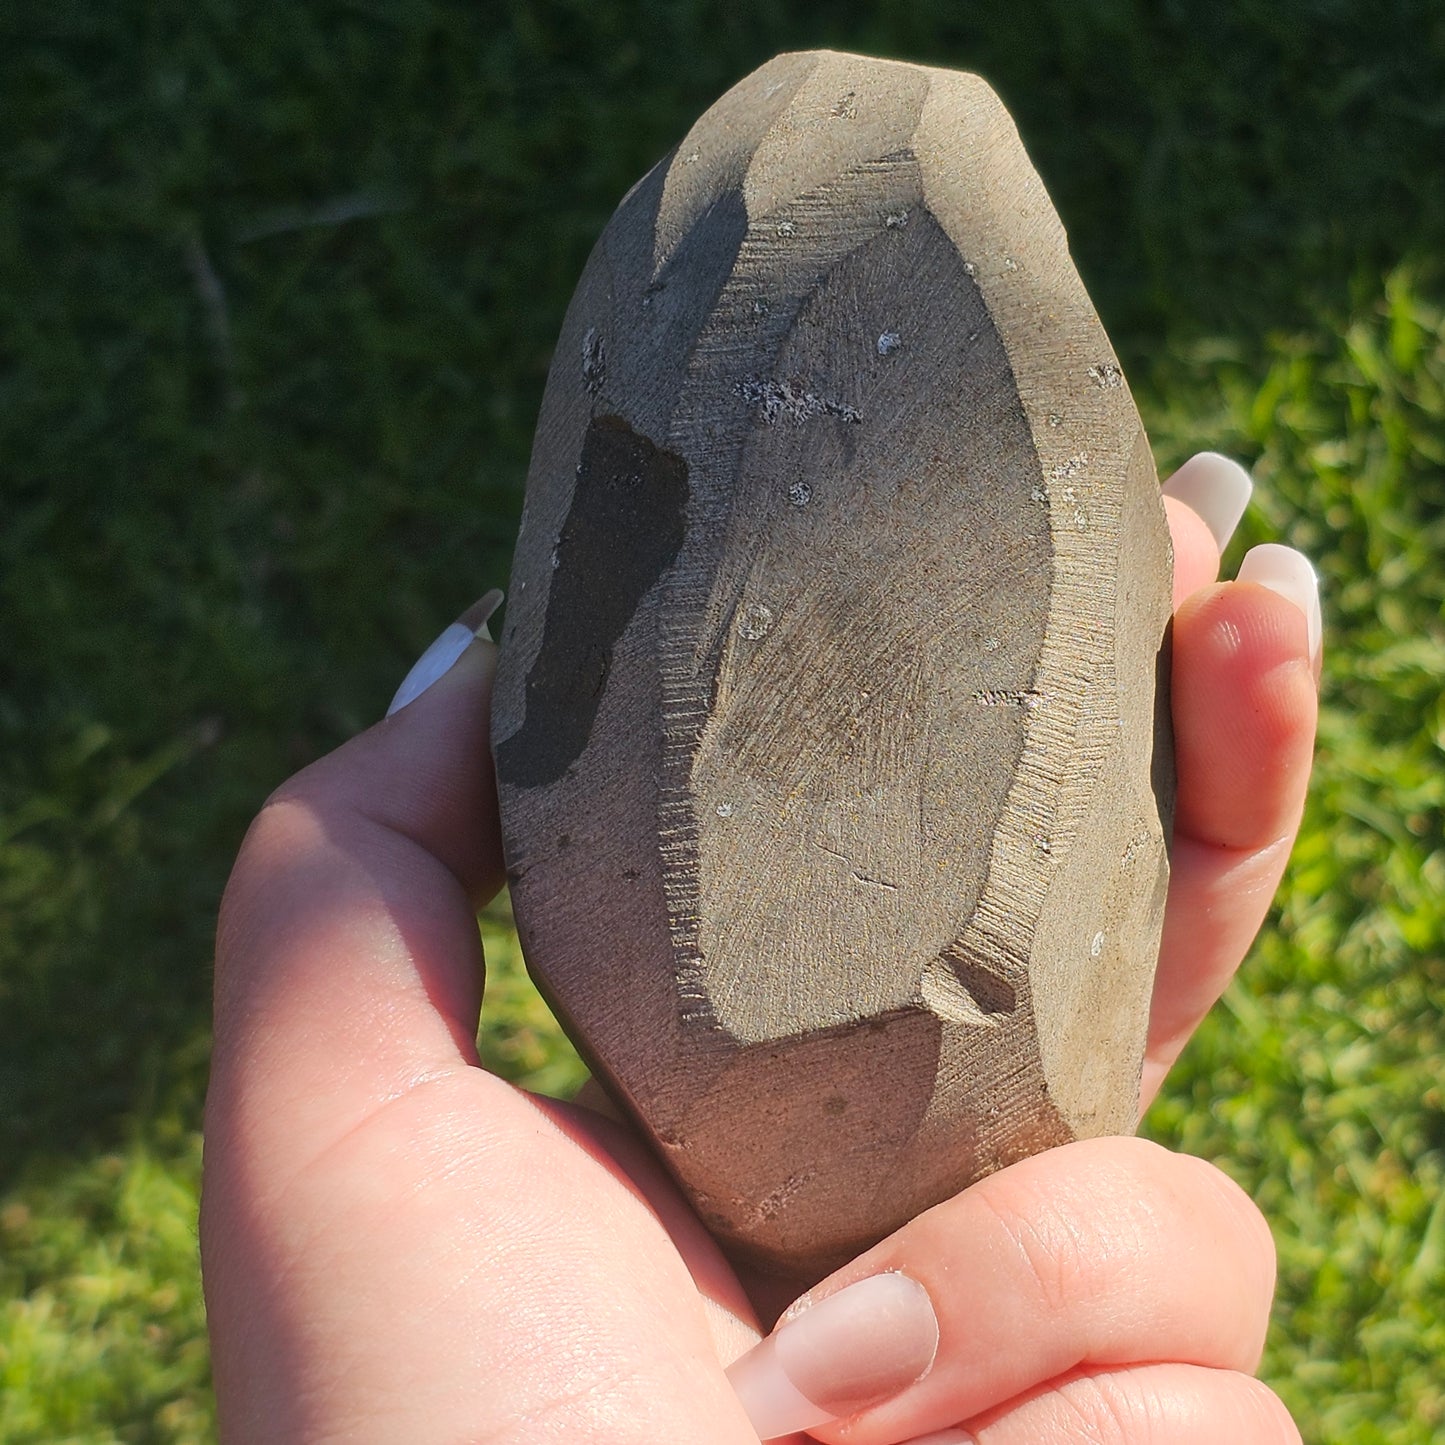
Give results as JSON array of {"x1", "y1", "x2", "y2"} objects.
[{"x1": 202, "y1": 487, "x2": 1318, "y2": 1443}]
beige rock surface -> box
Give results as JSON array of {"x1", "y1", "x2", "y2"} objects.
[{"x1": 492, "y1": 50, "x2": 1175, "y2": 1278}]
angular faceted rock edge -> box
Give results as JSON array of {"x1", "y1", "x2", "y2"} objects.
[{"x1": 492, "y1": 50, "x2": 1174, "y2": 1278}]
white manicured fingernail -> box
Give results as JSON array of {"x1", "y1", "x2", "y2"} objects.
[
  {"x1": 1162, "y1": 452, "x2": 1254, "y2": 551},
  {"x1": 726, "y1": 1273, "x2": 939, "y2": 1440},
  {"x1": 386, "y1": 589, "x2": 503, "y2": 717},
  {"x1": 1237, "y1": 544, "x2": 1322, "y2": 665}
]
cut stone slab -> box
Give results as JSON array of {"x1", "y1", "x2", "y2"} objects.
[{"x1": 492, "y1": 49, "x2": 1175, "y2": 1280}]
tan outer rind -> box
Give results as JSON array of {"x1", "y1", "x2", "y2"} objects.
[{"x1": 492, "y1": 50, "x2": 1173, "y2": 1279}]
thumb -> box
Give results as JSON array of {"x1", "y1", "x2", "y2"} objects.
[
  {"x1": 205, "y1": 594, "x2": 771, "y2": 1445},
  {"x1": 211, "y1": 594, "x2": 505, "y2": 1183}
]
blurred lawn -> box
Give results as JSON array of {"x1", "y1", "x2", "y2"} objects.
[{"x1": 2, "y1": 2, "x2": 1443, "y2": 1440}]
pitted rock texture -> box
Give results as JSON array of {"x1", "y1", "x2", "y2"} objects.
[{"x1": 492, "y1": 49, "x2": 1174, "y2": 1280}]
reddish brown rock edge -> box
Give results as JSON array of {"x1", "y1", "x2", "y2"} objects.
[{"x1": 492, "y1": 50, "x2": 1174, "y2": 1280}]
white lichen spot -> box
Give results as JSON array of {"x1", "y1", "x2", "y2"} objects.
[
  {"x1": 983, "y1": 636, "x2": 1000, "y2": 652},
  {"x1": 1049, "y1": 454, "x2": 1089, "y2": 482},
  {"x1": 549, "y1": 544, "x2": 561, "y2": 571},
  {"x1": 715, "y1": 802, "x2": 734, "y2": 818},
  {"x1": 1047, "y1": 413, "x2": 1063, "y2": 428},
  {"x1": 884, "y1": 209, "x2": 909, "y2": 229},
  {"x1": 776, "y1": 219, "x2": 797, "y2": 237},
  {"x1": 1034, "y1": 835, "x2": 1052, "y2": 854},
  {"x1": 832, "y1": 90, "x2": 858, "y2": 119},
  {"x1": 962, "y1": 260, "x2": 977, "y2": 277},
  {"x1": 1087, "y1": 362, "x2": 1124, "y2": 388},
  {"x1": 1090, "y1": 931, "x2": 1105, "y2": 958},
  {"x1": 1030, "y1": 486, "x2": 1047, "y2": 503},
  {"x1": 739, "y1": 376, "x2": 862, "y2": 425},
  {"x1": 1003, "y1": 255, "x2": 1019, "y2": 271},
  {"x1": 787, "y1": 480, "x2": 813, "y2": 507},
  {"x1": 752, "y1": 298, "x2": 770, "y2": 316},
  {"x1": 737, "y1": 603, "x2": 775, "y2": 641},
  {"x1": 683, "y1": 149, "x2": 700, "y2": 165},
  {"x1": 1060, "y1": 487, "x2": 1089, "y2": 529},
  {"x1": 877, "y1": 330, "x2": 902, "y2": 356}
]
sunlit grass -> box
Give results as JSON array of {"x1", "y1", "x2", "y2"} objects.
[{"x1": 1, "y1": 1137, "x2": 212, "y2": 1443}]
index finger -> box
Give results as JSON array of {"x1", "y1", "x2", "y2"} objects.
[
  {"x1": 1146, "y1": 455, "x2": 1319, "y2": 1101},
  {"x1": 728, "y1": 1137, "x2": 1277, "y2": 1444}
]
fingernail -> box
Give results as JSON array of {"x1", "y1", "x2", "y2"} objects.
[
  {"x1": 1237, "y1": 544, "x2": 1323, "y2": 666},
  {"x1": 385, "y1": 589, "x2": 503, "y2": 717},
  {"x1": 1162, "y1": 452, "x2": 1254, "y2": 552},
  {"x1": 901, "y1": 1433, "x2": 978, "y2": 1445},
  {"x1": 726, "y1": 1273, "x2": 939, "y2": 1441}
]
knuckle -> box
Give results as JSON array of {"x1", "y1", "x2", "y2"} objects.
[
  {"x1": 978, "y1": 1139, "x2": 1172, "y2": 1314},
  {"x1": 1113, "y1": 1143, "x2": 1278, "y2": 1300},
  {"x1": 966, "y1": 1139, "x2": 1279, "y2": 1347},
  {"x1": 975, "y1": 1176, "x2": 1109, "y2": 1318},
  {"x1": 1171, "y1": 1153, "x2": 1278, "y2": 1300}
]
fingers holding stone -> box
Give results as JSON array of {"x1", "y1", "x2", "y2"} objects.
[
  {"x1": 728, "y1": 1138, "x2": 1277, "y2": 1444},
  {"x1": 1143, "y1": 562, "x2": 1319, "y2": 1098},
  {"x1": 1147, "y1": 452, "x2": 1319, "y2": 1096}
]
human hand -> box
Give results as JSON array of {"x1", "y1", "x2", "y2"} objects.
[{"x1": 201, "y1": 452, "x2": 1317, "y2": 1442}]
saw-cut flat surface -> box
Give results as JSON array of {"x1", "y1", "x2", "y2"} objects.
[{"x1": 493, "y1": 49, "x2": 1173, "y2": 1277}]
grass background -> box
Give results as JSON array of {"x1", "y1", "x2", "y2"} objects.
[{"x1": 3, "y1": 1, "x2": 1443, "y2": 1439}]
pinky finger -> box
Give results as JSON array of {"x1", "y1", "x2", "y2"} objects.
[{"x1": 902, "y1": 1365, "x2": 1300, "y2": 1445}]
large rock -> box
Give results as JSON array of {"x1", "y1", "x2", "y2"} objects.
[{"x1": 492, "y1": 50, "x2": 1174, "y2": 1280}]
